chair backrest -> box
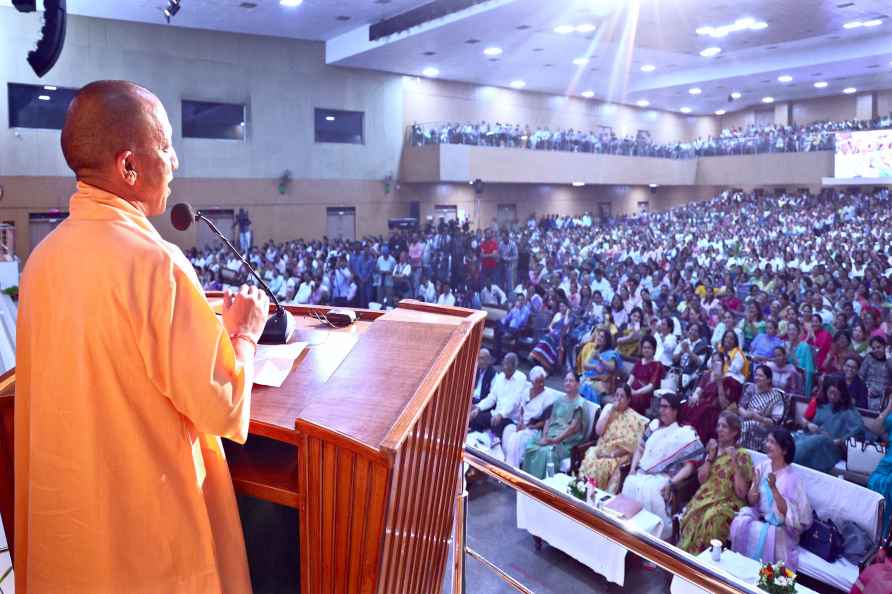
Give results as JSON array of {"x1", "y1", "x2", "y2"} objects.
[
  {"x1": 580, "y1": 399, "x2": 601, "y2": 441},
  {"x1": 747, "y1": 449, "x2": 885, "y2": 542}
]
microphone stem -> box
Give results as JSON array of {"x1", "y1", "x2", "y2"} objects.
[{"x1": 196, "y1": 213, "x2": 284, "y2": 315}]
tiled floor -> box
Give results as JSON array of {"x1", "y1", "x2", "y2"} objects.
[{"x1": 0, "y1": 515, "x2": 13, "y2": 594}]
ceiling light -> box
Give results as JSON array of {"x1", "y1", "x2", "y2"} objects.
[
  {"x1": 688, "y1": 87, "x2": 702, "y2": 95},
  {"x1": 649, "y1": 184, "x2": 659, "y2": 188},
  {"x1": 697, "y1": 18, "x2": 768, "y2": 38},
  {"x1": 572, "y1": 57, "x2": 590, "y2": 65},
  {"x1": 843, "y1": 20, "x2": 862, "y2": 29},
  {"x1": 325, "y1": 115, "x2": 336, "y2": 121},
  {"x1": 730, "y1": 91, "x2": 742, "y2": 99},
  {"x1": 575, "y1": 23, "x2": 596, "y2": 33},
  {"x1": 421, "y1": 67, "x2": 439, "y2": 77},
  {"x1": 581, "y1": 90, "x2": 595, "y2": 98},
  {"x1": 636, "y1": 99, "x2": 650, "y2": 107},
  {"x1": 680, "y1": 106, "x2": 692, "y2": 113},
  {"x1": 640, "y1": 64, "x2": 656, "y2": 72},
  {"x1": 777, "y1": 74, "x2": 793, "y2": 83},
  {"x1": 510, "y1": 80, "x2": 526, "y2": 89},
  {"x1": 843, "y1": 87, "x2": 857, "y2": 94},
  {"x1": 762, "y1": 96, "x2": 774, "y2": 103},
  {"x1": 239, "y1": 121, "x2": 245, "y2": 127},
  {"x1": 38, "y1": 95, "x2": 51, "y2": 101},
  {"x1": 700, "y1": 47, "x2": 722, "y2": 57},
  {"x1": 280, "y1": 0, "x2": 302, "y2": 5},
  {"x1": 483, "y1": 47, "x2": 503, "y2": 56},
  {"x1": 554, "y1": 25, "x2": 575, "y2": 34},
  {"x1": 43, "y1": 85, "x2": 56, "y2": 91},
  {"x1": 572, "y1": 182, "x2": 585, "y2": 187},
  {"x1": 814, "y1": 81, "x2": 828, "y2": 88},
  {"x1": 163, "y1": 0, "x2": 182, "y2": 22},
  {"x1": 862, "y1": 19, "x2": 882, "y2": 27},
  {"x1": 714, "y1": 110, "x2": 726, "y2": 116}
]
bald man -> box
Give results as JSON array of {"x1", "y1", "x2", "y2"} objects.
[{"x1": 15, "y1": 80, "x2": 266, "y2": 593}]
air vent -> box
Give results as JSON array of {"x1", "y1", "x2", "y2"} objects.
[
  {"x1": 837, "y1": 2, "x2": 855, "y2": 7},
  {"x1": 336, "y1": 15, "x2": 351, "y2": 21},
  {"x1": 239, "y1": 1, "x2": 257, "y2": 7},
  {"x1": 868, "y1": 64, "x2": 881, "y2": 68},
  {"x1": 516, "y1": 24, "x2": 531, "y2": 30},
  {"x1": 465, "y1": 38, "x2": 480, "y2": 44},
  {"x1": 532, "y1": 47, "x2": 544, "y2": 52},
  {"x1": 371, "y1": 0, "x2": 492, "y2": 41},
  {"x1": 423, "y1": 51, "x2": 436, "y2": 55},
  {"x1": 766, "y1": 45, "x2": 778, "y2": 50}
]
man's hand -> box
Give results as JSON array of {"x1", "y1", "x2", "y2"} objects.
[
  {"x1": 491, "y1": 413, "x2": 503, "y2": 428},
  {"x1": 223, "y1": 285, "x2": 269, "y2": 343}
]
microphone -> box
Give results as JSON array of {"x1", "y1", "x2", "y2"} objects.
[{"x1": 170, "y1": 203, "x2": 295, "y2": 344}]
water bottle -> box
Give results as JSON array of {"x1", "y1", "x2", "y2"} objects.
[{"x1": 546, "y1": 461, "x2": 555, "y2": 478}]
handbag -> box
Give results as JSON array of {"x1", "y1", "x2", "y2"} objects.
[{"x1": 800, "y1": 511, "x2": 844, "y2": 563}]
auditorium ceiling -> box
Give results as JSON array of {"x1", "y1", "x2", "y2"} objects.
[{"x1": 20, "y1": 0, "x2": 892, "y2": 115}]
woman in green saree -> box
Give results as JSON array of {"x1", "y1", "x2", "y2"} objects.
[
  {"x1": 678, "y1": 411, "x2": 754, "y2": 553},
  {"x1": 523, "y1": 372, "x2": 586, "y2": 479}
]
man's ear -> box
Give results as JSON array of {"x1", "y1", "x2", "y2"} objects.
[{"x1": 115, "y1": 150, "x2": 137, "y2": 187}]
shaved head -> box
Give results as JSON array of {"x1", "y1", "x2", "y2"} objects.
[
  {"x1": 61, "y1": 80, "x2": 161, "y2": 174},
  {"x1": 60, "y1": 80, "x2": 178, "y2": 216}
]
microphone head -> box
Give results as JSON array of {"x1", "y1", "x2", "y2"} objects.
[{"x1": 171, "y1": 203, "x2": 196, "y2": 231}]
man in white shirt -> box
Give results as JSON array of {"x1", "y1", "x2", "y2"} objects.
[
  {"x1": 480, "y1": 283, "x2": 507, "y2": 306},
  {"x1": 654, "y1": 316, "x2": 678, "y2": 367},
  {"x1": 416, "y1": 274, "x2": 436, "y2": 303},
  {"x1": 468, "y1": 353, "x2": 527, "y2": 436}
]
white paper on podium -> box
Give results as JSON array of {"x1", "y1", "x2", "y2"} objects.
[{"x1": 252, "y1": 341, "x2": 307, "y2": 387}]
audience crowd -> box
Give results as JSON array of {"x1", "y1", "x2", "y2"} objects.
[
  {"x1": 410, "y1": 114, "x2": 892, "y2": 159},
  {"x1": 190, "y1": 180, "x2": 892, "y2": 582}
]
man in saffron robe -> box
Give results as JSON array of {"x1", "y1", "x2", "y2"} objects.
[{"x1": 15, "y1": 80, "x2": 269, "y2": 593}]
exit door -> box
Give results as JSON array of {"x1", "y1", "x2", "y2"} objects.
[{"x1": 326, "y1": 207, "x2": 356, "y2": 241}]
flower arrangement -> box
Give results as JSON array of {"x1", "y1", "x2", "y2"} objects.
[
  {"x1": 757, "y1": 561, "x2": 797, "y2": 594},
  {"x1": 567, "y1": 474, "x2": 597, "y2": 502}
]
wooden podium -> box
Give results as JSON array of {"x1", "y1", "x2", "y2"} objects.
[{"x1": 0, "y1": 300, "x2": 485, "y2": 594}]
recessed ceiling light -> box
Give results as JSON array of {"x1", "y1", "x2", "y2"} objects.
[
  {"x1": 730, "y1": 91, "x2": 742, "y2": 99},
  {"x1": 581, "y1": 90, "x2": 595, "y2": 98},
  {"x1": 279, "y1": 0, "x2": 303, "y2": 6},
  {"x1": 863, "y1": 19, "x2": 882, "y2": 27},
  {"x1": 510, "y1": 80, "x2": 526, "y2": 89},
  {"x1": 553, "y1": 25, "x2": 575, "y2": 34},
  {"x1": 239, "y1": 121, "x2": 246, "y2": 127},
  {"x1": 422, "y1": 67, "x2": 439, "y2": 77},
  {"x1": 688, "y1": 87, "x2": 702, "y2": 95},
  {"x1": 715, "y1": 109, "x2": 726, "y2": 115},
  {"x1": 680, "y1": 106, "x2": 692, "y2": 113},
  {"x1": 572, "y1": 57, "x2": 589, "y2": 65},
  {"x1": 778, "y1": 74, "x2": 793, "y2": 83},
  {"x1": 649, "y1": 183, "x2": 659, "y2": 188},
  {"x1": 575, "y1": 23, "x2": 596, "y2": 33},
  {"x1": 697, "y1": 18, "x2": 768, "y2": 38},
  {"x1": 38, "y1": 95, "x2": 51, "y2": 101},
  {"x1": 325, "y1": 115, "x2": 336, "y2": 121},
  {"x1": 843, "y1": 87, "x2": 857, "y2": 94},
  {"x1": 750, "y1": 21, "x2": 768, "y2": 30},
  {"x1": 700, "y1": 47, "x2": 722, "y2": 57},
  {"x1": 762, "y1": 96, "x2": 774, "y2": 103},
  {"x1": 843, "y1": 20, "x2": 862, "y2": 29},
  {"x1": 572, "y1": 182, "x2": 585, "y2": 187},
  {"x1": 43, "y1": 85, "x2": 56, "y2": 91},
  {"x1": 636, "y1": 99, "x2": 650, "y2": 107},
  {"x1": 640, "y1": 64, "x2": 656, "y2": 72},
  {"x1": 814, "y1": 81, "x2": 828, "y2": 88},
  {"x1": 483, "y1": 47, "x2": 503, "y2": 56}
]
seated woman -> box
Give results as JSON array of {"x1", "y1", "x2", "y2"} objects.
[
  {"x1": 579, "y1": 328, "x2": 623, "y2": 405},
  {"x1": 578, "y1": 385, "x2": 647, "y2": 493},
  {"x1": 843, "y1": 355, "x2": 870, "y2": 410},
  {"x1": 794, "y1": 375, "x2": 865, "y2": 473},
  {"x1": 718, "y1": 329, "x2": 749, "y2": 388},
  {"x1": 622, "y1": 393, "x2": 704, "y2": 539},
  {"x1": 502, "y1": 366, "x2": 559, "y2": 468},
  {"x1": 681, "y1": 353, "x2": 741, "y2": 444},
  {"x1": 678, "y1": 412, "x2": 754, "y2": 554},
  {"x1": 739, "y1": 365, "x2": 786, "y2": 452},
  {"x1": 787, "y1": 319, "x2": 816, "y2": 398},
  {"x1": 523, "y1": 372, "x2": 586, "y2": 478},
  {"x1": 529, "y1": 300, "x2": 569, "y2": 374},
  {"x1": 866, "y1": 398, "x2": 892, "y2": 540},
  {"x1": 730, "y1": 429, "x2": 812, "y2": 569},
  {"x1": 615, "y1": 306, "x2": 645, "y2": 361},
  {"x1": 627, "y1": 335, "x2": 663, "y2": 415},
  {"x1": 766, "y1": 346, "x2": 802, "y2": 395}
]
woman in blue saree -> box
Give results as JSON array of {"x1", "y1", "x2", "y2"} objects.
[{"x1": 793, "y1": 375, "x2": 864, "y2": 474}]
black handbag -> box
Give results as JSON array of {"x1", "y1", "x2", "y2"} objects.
[{"x1": 800, "y1": 511, "x2": 844, "y2": 563}]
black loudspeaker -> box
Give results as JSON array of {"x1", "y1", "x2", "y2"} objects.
[
  {"x1": 388, "y1": 217, "x2": 418, "y2": 230},
  {"x1": 472, "y1": 178, "x2": 485, "y2": 195},
  {"x1": 27, "y1": 0, "x2": 67, "y2": 77},
  {"x1": 12, "y1": 0, "x2": 36, "y2": 11},
  {"x1": 409, "y1": 201, "x2": 421, "y2": 221}
]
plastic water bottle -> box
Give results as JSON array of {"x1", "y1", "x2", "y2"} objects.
[{"x1": 546, "y1": 462, "x2": 555, "y2": 478}]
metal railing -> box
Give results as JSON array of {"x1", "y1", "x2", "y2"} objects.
[{"x1": 454, "y1": 445, "x2": 763, "y2": 594}]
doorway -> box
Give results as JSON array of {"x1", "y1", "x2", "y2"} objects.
[
  {"x1": 196, "y1": 208, "x2": 235, "y2": 249},
  {"x1": 29, "y1": 212, "x2": 69, "y2": 253},
  {"x1": 326, "y1": 207, "x2": 356, "y2": 241},
  {"x1": 496, "y1": 204, "x2": 517, "y2": 227}
]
